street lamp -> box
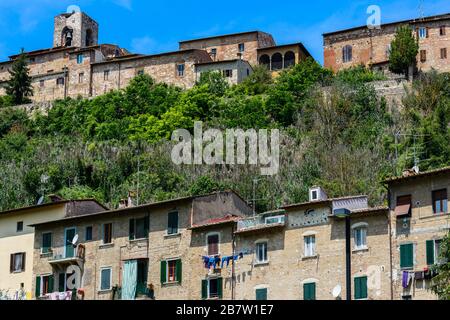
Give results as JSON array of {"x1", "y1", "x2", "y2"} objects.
[{"x1": 334, "y1": 208, "x2": 352, "y2": 301}]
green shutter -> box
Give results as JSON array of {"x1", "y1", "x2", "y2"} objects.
[
  {"x1": 160, "y1": 260, "x2": 167, "y2": 284},
  {"x1": 48, "y1": 275, "x2": 54, "y2": 293},
  {"x1": 355, "y1": 277, "x2": 368, "y2": 300},
  {"x1": 58, "y1": 273, "x2": 65, "y2": 292},
  {"x1": 256, "y1": 288, "x2": 268, "y2": 300},
  {"x1": 176, "y1": 259, "x2": 182, "y2": 283},
  {"x1": 400, "y1": 244, "x2": 414, "y2": 268},
  {"x1": 426, "y1": 240, "x2": 435, "y2": 266},
  {"x1": 35, "y1": 276, "x2": 41, "y2": 298},
  {"x1": 129, "y1": 219, "x2": 135, "y2": 240},
  {"x1": 304, "y1": 283, "x2": 316, "y2": 300},
  {"x1": 201, "y1": 280, "x2": 208, "y2": 300},
  {"x1": 168, "y1": 212, "x2": 178, "y2": 234},
  {"x1": 217, "y1": 277, "x2": 223, "y2": 299}
]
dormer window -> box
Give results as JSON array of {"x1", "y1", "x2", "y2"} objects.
[{"x1": 309, "y1": 187, "x2": 327, "y2": 202}]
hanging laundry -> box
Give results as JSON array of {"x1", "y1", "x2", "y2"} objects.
[
  {"x1": 202, "y1": 256, "x2": 210, "y2": 269},
  {"x1": 402, "y1": 271, "x2": 409, "y2": 288},
  {"x1": 239, "y1": 252, "x2": 244, "y2": 259}
]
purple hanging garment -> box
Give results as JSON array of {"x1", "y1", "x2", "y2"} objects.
[{"x1": 402, "y1": 271, "x2": 409, "y2": 288}]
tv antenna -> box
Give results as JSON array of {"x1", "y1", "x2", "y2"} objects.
[{"x1": 418, "y1": 0, "x2": 425, "y2": 20}]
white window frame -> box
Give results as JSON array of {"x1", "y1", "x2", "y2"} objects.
[
  {"x1": 177, "y1": 63, "x2": 185, "y2": 77},
  {"x1": 41, "y1": 231, "x2": 53, "y2": 254},
  {"x1": 418, "y1": 27, "x2": 427, "y2": 39},
  {"x1": 264, "y1": 215, "x2": 285, "y2": 224},
  {"x1": 102, "y1": 223, "x2": 113, "y2": 245},
  {"x1": 206, "y1": 232, "x2": 220, "y2": 256},
  {"x1": 99, "y1": 266, "x2": 112, "y2": 292},
  {"x1": 207, "y1": 278, "x2": 220, "y2": 299},
  {"x1": 304, "y1": 235, "x2": 316, "y2": 257},
  {"x1": 255, "y1": 241, "x2": 268, "y2": 264},
  {"x1": 165, "y1": 258, "x2": 179, "y2": 283},
  {"x1": 11, "y1": 252, "x2": 25, "y2": 273},
  {"x1": 354, "y1": 227, "x2": 368, "y2": 250},
  {"x1": 37, "y1": 273, "x2": 53, "y2": 297}
]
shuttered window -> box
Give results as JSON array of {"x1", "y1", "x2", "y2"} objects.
[
  {"x1": 129, "y1": 217, "x2": 149, "y2": 240},
  {"x1": 354, "y1": 276, "x2": 368, "y2": 300},
  {"x1": 400, "y1": 243, "x2": 414, "y2": 269},
  {"x1": 85, "y1": 226, "x2": 93, "y2": 241},
  {"x1": 167, "y1": 211, "x2": 178, "y2": 235},
  {"x1": 42, "y1": 232, "x2": 52, "y2": 254},
  {"x1": 100, "y1": 267, "x2": 112, "y2": 291},
  {"x1": 432, "y1": 189, "x2": 448, "y2": 214},
  {"x1": 207, "y1": 234, "x2": 219, "y2": 256},
  {"x1": 10, "y1": 253, "x2": 26, "y2": 273},
  {"x1": 256, "y1": 288, "x2": 268, "y2": 300},
  {"x1": 161, "y1": 259, "x2": 182, "y2": 284},
  {"x1": 303, "y1": 283, "x2": 316, "y2": 300},
  {"x1": 102, "y1": 223, "x2": 112, "y2": 244},
  {"x1": 202, "y1": 278, "x2": 222, "y2": 299},
  {"x1": 426, "y1": 240, "x2": 435, "y2": 266}
]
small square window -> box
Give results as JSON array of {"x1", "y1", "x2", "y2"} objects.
[
  {"x1": 238, "y1": 43, "x2": 245, "y2": 52},
  {"x1": 137, "y1": 69, "x2": 144, "y2": 76},
  {"x1": 440, "y1": 48, "x2": 448, "y2": 60},
  {"x1": 440, "y1": 26, "x2": 446, "y2": 36},
  {"x1": 77, "y1": 54, "x2": 84, "y2": 64},
  {"x1": 78, "y1": 72, "x2": 84, "y2": 83},
  {"x1": 223, "y1": 69, "x2": 233, "y2": 78},
  {"x1": 177, "y1": 64, "x2": 185, "y2": 77},
  {"x1": 39, "y1": 80, "x2": 45, "y2": 88},
  {"x1": 418, "y1": 27, "x2": 428, "y2": 39},
  {"x1": 17, "y1": 221, "x2": 23, "y2": 232},
  {"x1": 56, "y1": 77, "x2": 65, "y2": 85},
  {"x1": 104, "y1": 70, "x2": 110, "y2": 81}
]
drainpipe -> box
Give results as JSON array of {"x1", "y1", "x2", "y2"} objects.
[
  {"x1": 231, "y1": 223, "x2": 236, "y2": 300},
  {"x1": 387, "y1": 186, "x2": 394, "y2": 300},
  {"x1": 118, "y1": 61, "x2": 121, "y2": 90}
]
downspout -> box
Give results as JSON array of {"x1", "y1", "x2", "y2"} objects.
[
  {"x1": 231, "y1": 222, "x2": 236, "y2": 300},
  {"x1": 387, "y1": 185, "x2": 394, "y2": 300},
  {"x1": 118, "y1": 61, "x2": 121, "y2": 90}
]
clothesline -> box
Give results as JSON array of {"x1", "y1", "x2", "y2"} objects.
[{"x1": 201, "y1": 252, "x2": 245, "y2": 270}]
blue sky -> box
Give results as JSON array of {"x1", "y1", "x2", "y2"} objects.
[{"x1": 0, "y1": 0, "x2": 449, "y2": 64}]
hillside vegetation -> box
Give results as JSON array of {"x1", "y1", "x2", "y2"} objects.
[{"x1": 0, "y1": 60, "x2": 449, "y2": 212}]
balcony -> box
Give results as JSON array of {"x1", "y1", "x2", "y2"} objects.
[
  {"x1": 236, "y1": 210, "x2": 286, "y2": 234},
  {"x1": 47, "y1": 245, "x2": 85, "y2": 265}
]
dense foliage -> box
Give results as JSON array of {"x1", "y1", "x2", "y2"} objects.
[
  {"x1": 5, "y1": 49, "x2": 34, "y2": 105},
  {"x1": 389, "y1": 25, "x2": 419, "y2": 75},
  {"x1": 431, "y1": 232, "x2": 450, "y2": 300},
  {"x1": 0, "y1": 59, "x2": 448, "y2": 212}
]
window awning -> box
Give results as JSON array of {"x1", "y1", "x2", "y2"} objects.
[{"x1": 395, "y1": 203, "x2": 411, "y2": 217}]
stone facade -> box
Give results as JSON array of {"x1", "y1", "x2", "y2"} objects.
[
  {"x1": 53, "y1": 12, "x2": 98, "y2": 48},
  {"x1": 195, "y1": 59, "x2": 253, "y2": 86},
  {"x1": 323, "y1": 13, "x2": 450, "y2": 73},
  {"x1": 257, "y1": 43, "x2": 311, "y2": 76},
  {"x1": 386, "y1": 167, "x2": 450, "y2": 300}
]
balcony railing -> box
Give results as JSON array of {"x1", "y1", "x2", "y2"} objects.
[
  {"x1": 237, "y1": 211, "x2": 286, "y2": 233},
  {"x1": 46, "y1": 245, "x2": 85, "y2": 264}
]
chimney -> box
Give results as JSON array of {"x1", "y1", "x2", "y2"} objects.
[{"x1": 309, "y1": 186, "x2": 327, "y2": 202}]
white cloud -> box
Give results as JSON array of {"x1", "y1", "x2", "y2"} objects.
[{"x1": 113, "y1": 0, "x2": 132, "y2": 10}]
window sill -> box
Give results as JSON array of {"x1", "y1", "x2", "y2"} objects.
[
  {"x1": 419, "y1": 212, "x2": 449, "y2": 220},
  {"x1": 164, "y1": 233, "x2": 181, "y2": 239},
  {"x1": 400, "y1": 267, "x2": 414, "y2": 271},
  {"x1": 302, "y1": 255, "x2": 318, "y2": 261},
  {"x1": 11, "y1": 270, "x2": 24, "y2": 274},
  {"x1": 162, "y1": 281, "x2": 181, "y2": 287},
  {"x1": 40, "y1": 252, "x2": 52, "y2": 258},
  {"x1": 254, "y1": 261, "x2": 269, "y2": 267},
  {"x1": 129, "y1": 238, "x2": 148, "y2": 243},
  {"x1": 353, "y1": 247, "x2": 369, "y2": 253},
  {"x1": 99, "y1": 243, "x2": 114, "y2": 249},
  {"x1": 98, "y1": 289, "x2": 112, "y2": 294}
]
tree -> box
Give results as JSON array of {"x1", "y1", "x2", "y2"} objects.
[
  {"x1": 5, "y1": 49, "x2": 33, "y2": 105},
  {"x1": 197, "y1": 71, "x2": 229, "y2": 96},
  {"x1": 431, "y1": 232, "x2": 450, "y2": 300},
  {"x1": 389, "y1": 25, "x2": 419, "y2": 76}
]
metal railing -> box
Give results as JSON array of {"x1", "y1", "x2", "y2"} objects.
[
  {"x1": 46, "y1": 245, "x2": 85, "y2": 262},
  {"x1": 237, "y1": 214, "x2": 286, "y2": 231}
]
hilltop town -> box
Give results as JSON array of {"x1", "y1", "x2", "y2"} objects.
[{"x1": 0, "y1": 10, "x2": 449, "y2": 302}]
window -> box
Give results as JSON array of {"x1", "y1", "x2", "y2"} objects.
[
  {"x1": 56, "y1": 77, "x2": 65, "y2": 85},
  {"x1": 432, "y1": 189, "x2": 448, "y2": 214},
  {"x1": 41, "y1": 232, "x2": 52, "y2": 254},
  {"x1": 202, "y1": 278, "x2": 223, "y2": 299},
  {"x1": 284, "y1": 51, "x2": 295, "y2": 68},
  {"x1": 78, "y1": 72, "x2": 84, "y2": 83},
  {"x1": 129, "y1": 216, "x2": 149, "y2": 240},
  {"x1": 259, "y1": 54, "x2": 270, "y2": 68},
  {"x1": 35, "y1": 275, "x2": 53, "y2": 297},
  {"x1": 265, "y1": 215, "x2": 285, "y2": 225},
  {"x1": 17, "y1": 221, "x2": 23, "y2": 232},
  {"x1": 104, "y1": 70, "x2": 110, "y2": 81},
  {"x1": 177, "y1": 63, "x2": 185, "y2": 77},
  {"x1": 427, "y1": 239, "x2": 444, "y2": 265},
  {"x1": 420, "y1": 50, "x2": 427, "y2": 62},
  {"x1": 238, "y1": 43, "x2": 245, "y2": 52},
  {"x1": 256, "y1": 242, "x2": 268, "y2": 263},
  {"x1": 160, "y1": 259, "x2": 182, "y2": 284},
  {"x1": 100, "y1": 267, "x2": 112, "y2": 291},
  {"x1": 211, "y1": 48, "x2": 217, "y2": 55},
  {"x1": 303, "y1": 283, "x2": 316, "y2": 300},
  {"x1": 395, "y1": 195, "x2": 412, "y2": 217},
  {"x1": 441, "y1": 48, "x2": 448, "y2": 59},
  {"x1": 10, "y1": 253, "x2": 25, "y2": 273},
  {"x1": 85, "y1": 226, "x2": 93, "y2": 241},
  {"x1": 342, "y1": 45, "x2": 352, "y2": 63},
  {"x1": 40, "y1": 80, "x2": 45, "y2": 88},
  {"x1": 400, "y1": 243, "x2": 414, "y2": 269},
  {"x1": 271, "y1": 53, "x2": 282, "y2": 70},
  {"x1": 354, "y1": 227, "x2": 367, "y2": 250},
  {"x1": 311, "y1": 190, "x2": 318, "y2": 200},
  {"x1": 167, "y1": 211, "x2": 178, "y2": 235},
  {"x1": 440, "y1": 26, "x2": 446, "y2": 36},
  {"x1": 354, "y1": 276, "x2": 368, "y2": 300},
  {"x1": 256, "y1": 288, "x2": 268, "y2": 300},
  {"x1": 77, "y1": 54, "x2": 83, "y2": 64},
  {"x1": 223, "y1": 69, "x2": 233, "y2": 78},
  {"x1": 207, "y1": 234, "x2": 219, "y2": 256},
  {"x1": 102, "y1": 223, "x2": 113, "y2": 244},
  {"x1": 137, "y1": 69, "x2": 144, "y2": 76},
  {"x1": 418, "y1": 27, "x2": 428, "y2": 39},
  {"x1": 304, "y1": 235, "x2": 316, "y2": 257}
]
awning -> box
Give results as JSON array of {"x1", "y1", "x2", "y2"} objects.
[{"x1": 395, "y1": 203, "x2": 411, "y2": 217}]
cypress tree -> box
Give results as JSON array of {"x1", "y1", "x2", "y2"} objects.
[{"x1": 6, "y1": 48, "x2": 33, "y2": 105}]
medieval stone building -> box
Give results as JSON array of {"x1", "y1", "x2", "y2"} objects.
[
  {"x1": 0, "y1": 11, "x2": 311, "y2": 103},
  {"x1": 323, "y1": 12, "x2": 450, "y2": 73}
]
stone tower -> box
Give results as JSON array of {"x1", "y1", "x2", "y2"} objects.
[{"x1": 53, "y1": 11, "x2": 99, "y2": 48}]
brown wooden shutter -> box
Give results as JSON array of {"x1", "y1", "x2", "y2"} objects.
[
  {"x1": 21, "y1": 253, "x2": 26, "y2": 272},
  {"x1": 10, "y1": 254, "x2": 14, "y2": 273}
]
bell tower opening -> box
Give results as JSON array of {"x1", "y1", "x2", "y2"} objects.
[{"x1": 53, "y1": 12, "x2": 98, "y2": 48}]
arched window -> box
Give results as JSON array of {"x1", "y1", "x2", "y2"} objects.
[
  {"x1": 259, "y1": 54, "x2": 270, "y2": 68},
  {"x1": 284, "y1": 51, "x2": 295, "y2": 68},
  {"x1": 271, "y1": 53, "x2": 283, "y2": 70},
  {"x1": 342, "y1": 45, "x2": 353, "y2": 63},
  {"x1": 85, "y1": 29, "x2": 93, "y2": 47},
  {"x1": 62, "y1": 27, "x2": 73, "y2": 47}
]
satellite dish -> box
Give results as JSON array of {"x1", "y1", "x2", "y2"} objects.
[
  {"x1": 37, "y1": 196, "x2": 44, "y2": 205},
  {"x1": 332, "y1": 285, "x2": 342, "y2": 298},
  {"x1": 72, "y1": 234, "x2": 79, "y2": 246},
  {"x1": 66, "y1": 5, "x2": 81, "y2": 14}
]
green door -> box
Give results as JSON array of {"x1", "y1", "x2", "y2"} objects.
[{"x1": 65, "y1": 228, "x2": 76, "y2": 258}]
